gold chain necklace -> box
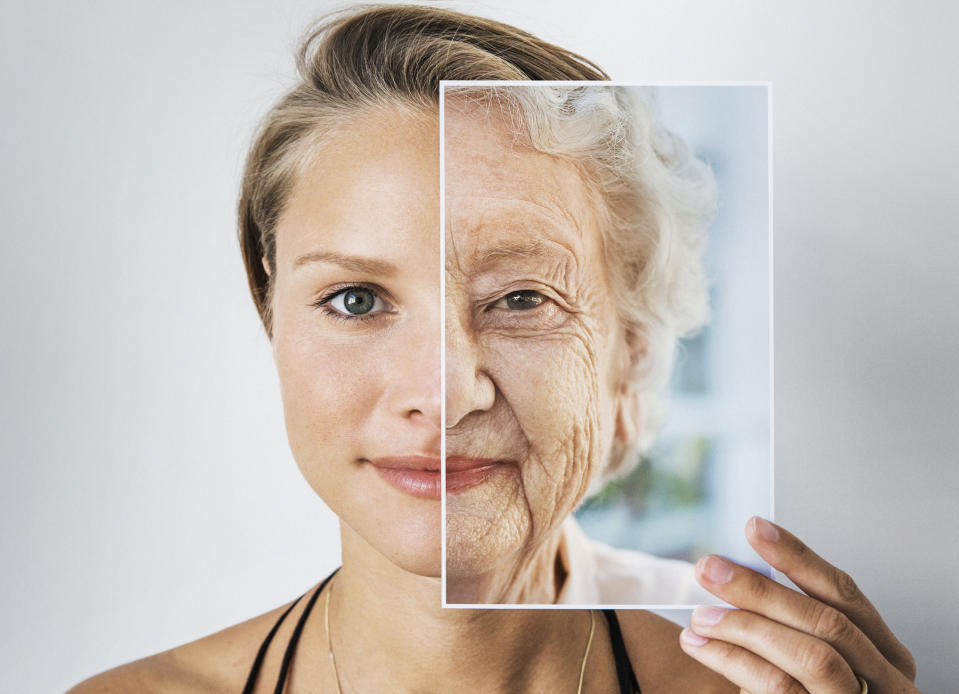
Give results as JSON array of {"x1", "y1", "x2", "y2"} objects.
[
  {"x1": 324, "y1": 577, "x2": 596, "y2": 694},
  {"x1": 324, "y1": 577, "x2": 343, "y2": 694}
]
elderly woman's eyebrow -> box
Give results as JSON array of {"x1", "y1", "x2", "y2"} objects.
[
  {"x1": 293, "y1": 250, "x2": 398, "y2": 276},
  {"x1": 476, "y1": 238, "x2": 576, "y2": 268}
]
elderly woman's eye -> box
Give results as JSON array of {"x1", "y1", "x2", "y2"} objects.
[
  {"x1": 491, "y1": 290, "x2": 546, "y2": 311},
  {"x1": 321, "y1": 286, "x2": 392, "y2": 318}
]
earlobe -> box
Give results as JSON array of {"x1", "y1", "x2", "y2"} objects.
[
  {"x1": 614, "y1": 326, "x2": 647, "y2": 445},
  {"x1": 615, "y1": 389, "x2": 644, "y2": 445},
  {"x1": 260, "y1": 256, "x2": 276, "y2": 349}
]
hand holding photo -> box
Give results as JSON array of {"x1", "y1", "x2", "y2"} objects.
[{"x1": 442, "y1": 82, "x2": 771, "y2": 607}]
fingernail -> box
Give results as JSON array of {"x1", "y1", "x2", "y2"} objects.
[
  {"x1": 680, "y1": 627, "x2": 709, "y2": 647},
  {"x1": 700, "y1": 555, "x2": 735, "y2": 584},
  {"x1": 753, "y1": 516, "x2": 780, "y2": 542},
  {"x1": 691, "y1": 605, "x2": 728, "y2": 627}
]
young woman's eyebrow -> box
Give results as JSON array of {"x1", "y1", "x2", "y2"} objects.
[{"x1": 293, "y1": 251, "x2": 398, "y2": 276}]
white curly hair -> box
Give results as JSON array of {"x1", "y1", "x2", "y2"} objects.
[{"x1": 447, "y1": 85, "x2": 718, "y2": 482}]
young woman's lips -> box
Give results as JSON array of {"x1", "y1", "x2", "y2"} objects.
[
  {"x1": 368, "y1": 456, "x2": 441, "y2": 500},
  {"x1": 445, "y1": 457, "x2": 504, "y2": 494}
]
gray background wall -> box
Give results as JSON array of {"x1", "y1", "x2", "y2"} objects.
[{"x1": 1, "y1": 1, "x2": 955, "y2": 691}]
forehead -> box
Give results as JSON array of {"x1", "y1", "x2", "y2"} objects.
[
  {"x1": 444, "y1": 101, "x2": 601, "y2": 267},
  {"x1": 276, "y1": 108, "x2": 439, "y2": 265}
]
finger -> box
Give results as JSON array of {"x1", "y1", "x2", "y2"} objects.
[
  {"x1": 745, "y1": 517, "x2": 916, "y2": 680},
  {"x1": 679, "y1": 627, "x2": 810, "y2": 694},
  {"x1": 689, "y1": 606, "x2": 862, "y2": 693},
  {"x1": 695, "y1": 553, "x2": 905, "y2": 683}
]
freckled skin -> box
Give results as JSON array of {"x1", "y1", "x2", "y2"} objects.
[{"x1": 445, "y1": 101, "x2": 631, "y2": 603}]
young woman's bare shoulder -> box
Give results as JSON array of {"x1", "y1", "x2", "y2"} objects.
[
  {"x1": 67, "y1": 597, "x2": 303, "y2": 693},
  {"x1": 615, "y1": 610, "x2": 736, "y2": 694}
]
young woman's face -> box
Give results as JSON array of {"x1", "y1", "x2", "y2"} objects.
[{"x1": 270, "y1": 109, "x2": 441, "y2": 576}]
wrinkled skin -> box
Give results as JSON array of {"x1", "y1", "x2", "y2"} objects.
[{"x1": 445, "y1": 101, "x2": 635, "y2": 603}]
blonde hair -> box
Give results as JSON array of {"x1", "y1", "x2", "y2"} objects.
[{"x1": 238, "y1": 4, "x2": 606, "y2": 332}]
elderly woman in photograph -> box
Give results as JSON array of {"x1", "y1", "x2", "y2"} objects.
[
  {"x1": 70, "y1": 5, "x2": 919, "y2": 694},
  {"x1": 444, "y1": 83, "x2": 719, "y2": 607}
]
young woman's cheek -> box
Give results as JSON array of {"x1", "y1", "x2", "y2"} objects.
[{"x1": 271, "y1": 310, "x2": 368, "y2": 469}]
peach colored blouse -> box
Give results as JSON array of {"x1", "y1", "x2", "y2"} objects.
[{"x1": 556, "y1": 517, "x2": 719, "y2": 606}]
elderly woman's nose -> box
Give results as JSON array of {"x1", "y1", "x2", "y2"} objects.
[{"x1": 445, "y1": 316, "x2": 494, "y2": 427}]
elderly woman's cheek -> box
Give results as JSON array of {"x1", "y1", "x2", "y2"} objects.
[
  {"x1": 446, "y1": 472, "x2": 530, "y2": 576},
  {"x1": 492, "y1": 327, "x2": 607, "y2": 526}
]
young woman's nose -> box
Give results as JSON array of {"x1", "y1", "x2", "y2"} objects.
[{"x1": 389, "y1": 320, "x2": 441, "y2": 431}]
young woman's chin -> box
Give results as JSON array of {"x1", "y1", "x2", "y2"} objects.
[
  {"x1": 350, "y1": 507, "x2": 442, "y2": 578},
  {"x1": 379, "y1": 525, "x2": 442, "y2": 578},
  {"x1": 302, "y1": 462, "x2": 443, "y2": 578}
]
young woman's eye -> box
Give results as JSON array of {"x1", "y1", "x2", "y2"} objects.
[
  {"x1": 490, "y1": 290, "x2": 546, "y2": 311},
  {"x1": 324, "y1": 287, "x2": 391, "y2": 316}
]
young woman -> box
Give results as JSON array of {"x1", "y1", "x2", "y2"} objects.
[{"x1": 70, "y1": 6, "x2": 918, "y2": 693}]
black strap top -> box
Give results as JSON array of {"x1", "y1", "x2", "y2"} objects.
[
  {"x1": 242, "y1": 571, "x2": 640, "y2": 693},
  {"x1": 603, "y1": 609, "x2": 642, "y2": 693}
]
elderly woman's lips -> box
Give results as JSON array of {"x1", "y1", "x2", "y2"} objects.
[
  {"x1": 445, "y1": 456, "x2": 505, "y2": 494},
  {"x1": 367, "y1": 456, "x2": 441, "y2": 500}
]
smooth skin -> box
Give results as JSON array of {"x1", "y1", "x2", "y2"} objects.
[{"x1": 685, "y1": 517, "x2": 918, "y2": 693}]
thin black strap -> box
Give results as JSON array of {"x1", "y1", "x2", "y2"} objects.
[
  {"x1": 241, "y1": 569, "x2": 339, "y2": 694},
  {"x1": 272, "y1": 569, "x2": 338, "y2": 693},
  {"x1": 602, "y1": 609, "x2": 642, "y2": 694},
  {"x1": 241, "y1": 596, "x2": 303, "y2": 694}
]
